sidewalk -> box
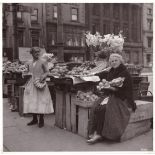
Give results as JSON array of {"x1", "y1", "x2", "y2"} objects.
[{"x1": 3, "y1": 98, "x2": 153, "y2": 152}]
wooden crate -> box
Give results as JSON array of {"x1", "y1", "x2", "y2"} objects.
[
  {"x1": 72, "y1": 96, "x2": 95, "y2": 138},
  {"x1": 55, "y1": 90, "x2": 77, "y2": 132},
  {"x1": 55, "y1": 89, "x2": 65, "y2": 129},
  {"x1": 18, "y1": 86, "x2": 25, "y2": 116}
]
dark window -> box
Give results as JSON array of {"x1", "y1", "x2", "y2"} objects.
[
  {"x1": 53, "y1": 5, "x2": 57, "y2": 18},
  {"x1": 113, "y1": 22, "x2": 120, "y2": 34},
  {"x1": 123, "y1": 24, "x2": 129, "y2": 41},
  {"x1": 147, "y1": 37, "x2": 152, "y2": 48},
  {"x1": 147, "y1": 19, "x2": 152, "y2": 30},
  {"x1": 146, "y1": 54, "x2": 151, "y2": 65},
  {"x1": 122, "y1": 4, "x2": 129, "y2": 21},
  {"x1": 3, "y1": 30, "x2": 6, "y2": 47},
  {"x1": 113, "y1": 4, "x2": 120, "y2": 19},
  {"x1": 132, "y1": 24, "x2": 138, "y2": 41},
  {"x1": 133, "y1": 51, "x2": 139, "y2": 64},
  {"x1": 103, "y1": 4, "x2": 110, "y2": 17},
  {"x1": 71, "y1": 8, "x2": 78, "y2": 21},
  {"x1": 31, "y1": 9, "x2": 38, "y2": 22},
  {"x1": 92, "y1": 4, "x2": 100, "y2": 16},
  {"x1": 17, "y1": 30, "x2": 24, "y2": 47},
  {"x1": 131, "y1": 5, "x2": 138, "y2": 25},
  {"x1": 103, "y1": 21, "x2": 110, "y2": 34},
  {"x1": 147, "y1": 8, "x2": 152, "y2": 15},
  {"x1": 125, "y1": 51, "x2": 130, "y2": 63},
  {"x1": 31, "y1": 31, "x2": 39, "y2": 46}
]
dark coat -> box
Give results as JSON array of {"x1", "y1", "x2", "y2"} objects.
[{"x1": 98, "y1": 63, "x2": 137, "y2": 111}]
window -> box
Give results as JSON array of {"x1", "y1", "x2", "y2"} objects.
[
  {"x1": 123, "y1": 24, "x2": 129, "y2": 41},
  {"x1": 147, "y1": 37, "x2": 152, "y2": 48},
  {"x1": 113, "y1": 23, "x2": 120, "y2": 34},
  {"x1": 3, "y1": 30, "x2": 6, "y2": 47},
  {"x1": 133, "y1": 51, "x2": 139, "y2": 64},
  {"x1": 53, "y1": 5, "x2": 57, "y2": 18},
  {"x1": 17, "y1": 30, "x2": 24, "y2": 47},
  {"x1": 132, "y1": 24, "x2": 138, "y2": 41},
  {"x1": 17, "y1": 12, "x2": 22, "y2": 21},
  {"x1": 147, "y1": 8, "x2": 152, "y2": 15},
  {"x1": 113, "y1": 4, "x2": 120, "y2": 19},
  {"x1": 103, "y1": 21, "x2": 110, "y2": 34},
  {"x1": 92, "y1": 4, "x2": 100, "y2": 16},
  {"x1": 71, "y1": 8, "x2": 78, "y2": 21},
  {"x1": 103, "y1": 4, "x2": 110, "y2": 17},
  {"x1": 31, "y1": 31, "x2": 39, "y2": 46},
  {"x1": 122, "y1": 4, "x2": 129, "y2": 21},
  {"x1": 125, "y1": 51, "x2": 130, "y2": 63},
  {"x1": 146, "y1": 54, "x2": 151, "y2": 66},
  {"x1": 131, "y1": 5, "x2": 138, "y2": 24},
  {"x1": 147, "y1": 19, "x2": 152, "y2": 30},
  {"x1": 31, "y1": 9, "x2": 38, "y2": 22}
]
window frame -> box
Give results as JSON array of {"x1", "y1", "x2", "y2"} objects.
[
  {"x1": 71, "y1": 7, "x2": 78, "y2": 22},
  {"x1": 31, "y1": 31, "x2": 40, "y2": 47},
  {"x1": 53, "y1": 5, "x2": 58, "y2": 19},
  {"x1": 31, "y1": 9, "x2": 38, "y2": 22}
]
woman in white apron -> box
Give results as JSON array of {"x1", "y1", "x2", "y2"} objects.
[{"x1": 23, "y1": 47, "x2": 54, "y2": 128}]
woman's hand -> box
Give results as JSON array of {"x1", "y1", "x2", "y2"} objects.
[
  {"x1": 40, "y1": 74, "x2": 47, "y2": 82},
  {"x1": 103, "y1": 86, "x2": 117, "y2": 91}
]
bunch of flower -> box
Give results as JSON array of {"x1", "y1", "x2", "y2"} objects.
[
  {"x1": 85, "y1": 31, "x2": 102, "y2": 47},
  {"x1": 97, "y1": 77, "x2": 125, "y2": 91},
  {"x1": 41, "y1": 53, "x2": 57, "y2": 70},
  {"x1": 41, "y1": 53, "x2": 54, "y2": 62},
  {"x1": 85, "y1": 31, "x2": 125, "y2": 57}
]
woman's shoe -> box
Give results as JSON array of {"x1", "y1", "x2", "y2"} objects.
[
  {"x1": 38, "y1": 116, "x2": 44, "y2": 128},
  {"x1": 38, "y1": 121, "x2": 44, "y2": 128},
  {"x1": 27, "y1": 120, "x2": 38, "y2": 126},
  {"x1": 86, "y1": 135, "x2": 102, "y2": 144}
]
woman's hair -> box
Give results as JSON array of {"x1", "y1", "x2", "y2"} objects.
[
  {"x1": 109, "y1": 53, "x2": 125, "y2": 64},
  {"x1": 30, "y1": 47, "x2": 41, "y2": 55}
]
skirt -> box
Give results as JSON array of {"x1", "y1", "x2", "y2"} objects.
[{"x1": 23, "y1": 78, "x2": 54, "y2": 114}]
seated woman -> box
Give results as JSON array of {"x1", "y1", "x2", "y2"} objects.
[{"x1": 87, "y1": 53, "x2": 137, "y2": 144}]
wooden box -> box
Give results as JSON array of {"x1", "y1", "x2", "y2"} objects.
[
  {"x1": 55, "y1": 90, "x2": 77, "y2": 132},
  {"x1": 18, "y1": 86, "x2": 25, "y2": 116}
]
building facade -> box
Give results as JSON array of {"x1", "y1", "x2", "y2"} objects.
[
  {"x1": 85, "y1": 3, "x2": 143, "y2": 65},
  {"x1": 142, "y1": 3, "x2": 153, "y2": 72},
  {"x1": 3, "y1": 3, "x2": 46, "y2": 61},
  {"x1": 3, "y1": 3, "x2": 146, "y2": 65},
  {"x1": 45, "y1": 3, "x2": 86, "y2": 62}
]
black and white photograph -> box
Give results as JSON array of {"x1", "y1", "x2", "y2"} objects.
[{"x1": 1, "y1": 1, "x2": 154, "y2": 152}]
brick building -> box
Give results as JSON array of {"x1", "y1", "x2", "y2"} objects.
[
  {"x1": 3, "y1": 3, "x2": 147, "y2": 65},
  {"x1": 142, "y1": 3, "x2": 153, "y2": 72}
]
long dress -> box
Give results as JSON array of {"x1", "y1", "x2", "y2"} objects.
[{"x1": 23, "y1": 59, "x2": 54, "y2": 114}]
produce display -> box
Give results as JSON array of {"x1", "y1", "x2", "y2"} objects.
[
  {"x1": 49, "y1": 64, "x2": 69, "y2": 77},
  {"x1": 97, "y1": 77, "x2": 125, "y2": 90},
  {"x1": 77, "y1": 90, "x2": 99, "y2": 102},
  {"x1": 67, "y1": 61, "x2": 96, "y2": 76},
  {"x1": 3, "y1": 61, "x2": 28, "y2": 73}
]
